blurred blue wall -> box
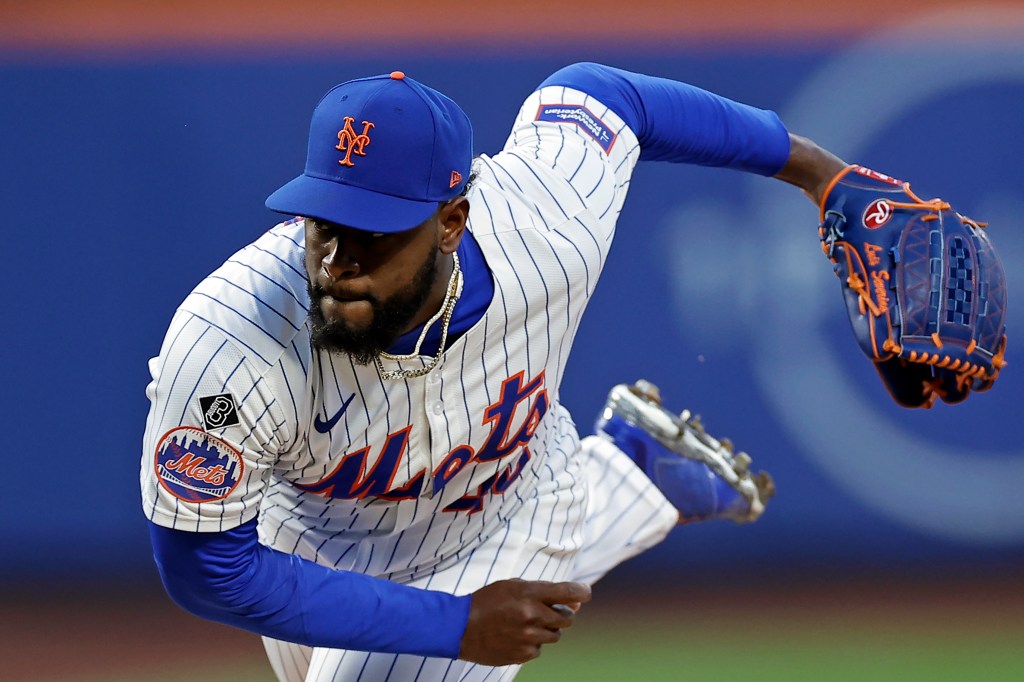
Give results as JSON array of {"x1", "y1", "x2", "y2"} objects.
[{"x1": 3, "y1": 34, "x2": 1023, "y2": 581}]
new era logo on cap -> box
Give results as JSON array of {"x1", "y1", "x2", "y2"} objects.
[{"x1": 266, "y1": 71, "x2": 473, "y2": 233}]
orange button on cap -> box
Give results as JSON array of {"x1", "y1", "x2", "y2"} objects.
[{"x1": 390, "y1": 71, "x2": 405, "y2": 80}]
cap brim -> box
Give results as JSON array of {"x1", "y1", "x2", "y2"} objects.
[{"x1": 266, "y1": 174, "x2": 440, "y2": 233}]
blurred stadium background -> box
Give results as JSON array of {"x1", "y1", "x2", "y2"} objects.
[{"x1": 2, "y1": 1, "x2": 1023, "y2": 679}]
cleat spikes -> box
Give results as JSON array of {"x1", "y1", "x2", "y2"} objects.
[
  {"x1": 733, "y1": 452, "x2": 751, "y2": 475},
  {"x1": 755, "y1": 471, "x2": 776, "y2": 501},
  {"x1": 632, "y1": 380, "x2": 663, "y2": 405},
  {"x1": 595, "y1": 381, "x2": 773, "y2": 525}
]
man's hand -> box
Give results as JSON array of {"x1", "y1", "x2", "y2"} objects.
[{"x1": 458, "y1": 578, "x2": 592, "y2": 666}]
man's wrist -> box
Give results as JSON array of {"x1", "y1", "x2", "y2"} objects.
[{"x1": 774, "y1": 133, "x2": 848, "y2": 205}]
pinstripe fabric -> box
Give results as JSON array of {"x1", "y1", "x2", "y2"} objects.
[{"x1": 141, "y1": 86, "x2": 677, "y2": 681}]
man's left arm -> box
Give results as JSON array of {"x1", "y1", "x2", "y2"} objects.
[
  {"x1": 539, "y1": 62, "x2": 845, "y2": 203},
  {"x1": 544, "y1": 62, "x2": 1007, "y2": 407}
]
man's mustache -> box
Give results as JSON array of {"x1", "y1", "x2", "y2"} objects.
[{"x1": 308, "y1": 282, "x2": 379, "y2": 306}]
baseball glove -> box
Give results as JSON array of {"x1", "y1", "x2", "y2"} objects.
[{"x1": 819, "y1": 165, "x2": 1008, "y2": 408}]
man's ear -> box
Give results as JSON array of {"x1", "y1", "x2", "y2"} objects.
[{"x1": 438, "y1": 197, "x2": 469, "y2": 254}]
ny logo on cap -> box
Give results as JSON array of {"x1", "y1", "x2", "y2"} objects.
[{"x1": 335, "y1": 117, "x2": 375, "y2": 167}]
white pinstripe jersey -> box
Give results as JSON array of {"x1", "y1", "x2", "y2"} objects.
[{"x1": 141, "y1": 85, "x2": 642, "y2": 582}]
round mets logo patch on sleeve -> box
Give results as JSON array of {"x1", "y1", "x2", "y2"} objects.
[{"x1": 155, "y1": 426, "x2": 244, "y2": 503}]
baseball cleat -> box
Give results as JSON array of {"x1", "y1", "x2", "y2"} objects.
[{"x1": 595, "y1": 380, "x2": 774, "y2": 524}]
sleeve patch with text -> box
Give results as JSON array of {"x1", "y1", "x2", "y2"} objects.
[{"x1": 535, "y1": 104, "x2": 616, "y2": 153}]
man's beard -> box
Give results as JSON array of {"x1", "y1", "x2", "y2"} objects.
[{"x1": 307, "y1": 251, "x2": 439, "y2": 364}]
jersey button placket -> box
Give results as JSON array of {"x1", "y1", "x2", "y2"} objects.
[{"x1": 422, "y1": 369, "x2": 447, "y2": 497}]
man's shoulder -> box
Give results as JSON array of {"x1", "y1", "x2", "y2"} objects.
[
  {"x1": 231, "y1": 218, "x2": 309, "y2": 289},
  {"x1": 468, "y1": 153, "x2": 589, "y2": 234},
  {"x1": 177, "y1": 218, "x2": 311, "y2": 371}
]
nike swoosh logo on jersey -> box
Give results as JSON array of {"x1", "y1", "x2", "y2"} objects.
[{"x1": 313, "y1": 393, "x2": 356, "y2": 433}]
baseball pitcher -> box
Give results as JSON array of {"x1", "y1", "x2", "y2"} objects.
[{"x1": 140, "y1": 63, "x2": 1006, "y2": 681}]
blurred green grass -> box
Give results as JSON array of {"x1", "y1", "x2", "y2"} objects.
[
  {"x1": 516, "y1": 619, "x2": 1024, "y2": 682},
  {"x1": 20, "y1": 577, "x2": 1024, "y2": 682},
  {"x1": 85, "y1": 616, "x2": 1024, "y2": 682},
  {"x1": 88, "y1": 631, "x2": 1024, "y2": 682}
]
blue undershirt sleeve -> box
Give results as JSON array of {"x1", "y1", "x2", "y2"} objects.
[
  {"x1": 539, "y1": 62, "x2": 790, "y2": 176},
  {"x1": 148, "y1": 519, "x2": 471, "y2": 658}
]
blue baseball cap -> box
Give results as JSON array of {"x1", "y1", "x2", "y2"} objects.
[{"x1": 266, "y1": 71, "x2": 473, "y2": 233}]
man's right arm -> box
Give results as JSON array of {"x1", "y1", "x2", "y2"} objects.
[
  {"x1": 143, "y1": 313, "x2": 585, "y2": 664},
  {"x1": 149, "y1": 518, "x2": 471, "y2": 656},
  {"x1": 142, "y1": 309, "x2": 472, "y2": 656}
]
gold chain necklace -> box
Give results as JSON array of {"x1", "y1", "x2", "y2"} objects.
[{"x1": 375, "y1": 252, "x2": 463, "y2": 380}]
